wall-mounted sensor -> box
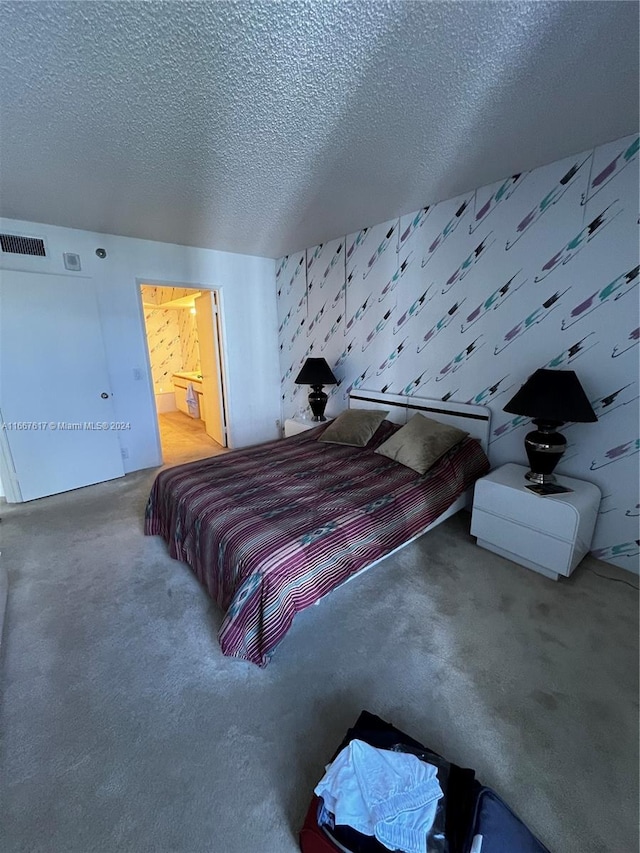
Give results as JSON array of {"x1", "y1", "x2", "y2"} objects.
[
  {"x1": 63, "y1": 252, "x2": 81, "y2": 271},
  {"x1": 95, "y1": 248, "x2": 107, "y2": 258}
]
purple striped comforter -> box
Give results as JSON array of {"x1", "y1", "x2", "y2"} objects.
[{"x1": 144, "y1": 422, "x2": 489, "y2": 666}]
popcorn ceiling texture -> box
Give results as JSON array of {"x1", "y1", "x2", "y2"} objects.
[{"x1": 0, "y1": 1, "x2": 638, "y2": 258}]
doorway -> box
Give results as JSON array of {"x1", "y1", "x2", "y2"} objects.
[{"x1": 140, "y1": 284, "x2": 228, "y2": 467}]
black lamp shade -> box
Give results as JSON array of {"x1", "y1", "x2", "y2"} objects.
[
  {"x1": 294, "y1": 358, "x2": 337, "y2": 386},
  {"x1": 503, "y1": 369, "x2": 597, "y2": 425}
]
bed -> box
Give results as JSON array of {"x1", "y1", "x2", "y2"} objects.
[{"x1": 145, "y1": 392, "x2": 490, "y2": 666}]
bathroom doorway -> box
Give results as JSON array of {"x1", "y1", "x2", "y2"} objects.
[{"x1": 140, "y1": 283, "x2": 228, "y2": 467}]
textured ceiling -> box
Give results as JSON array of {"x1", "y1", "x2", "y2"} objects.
[{"x1": 1, "y1": 1, "x2": 638, "y2": 259}]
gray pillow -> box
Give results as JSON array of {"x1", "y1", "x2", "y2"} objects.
[
  {"x1": 375, "y1": 412, "x2": 468, "y2": 474},
  {"x1": 319, "y1": 408, "x2": 389, "y2": 447}
]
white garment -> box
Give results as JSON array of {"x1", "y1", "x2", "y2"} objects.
[
  {"x1": 314, "y1": 739, "x2": 443, "y2": 853},
  {"x1": 186, "y1": 382, "x2": 199, "y2": 416}
]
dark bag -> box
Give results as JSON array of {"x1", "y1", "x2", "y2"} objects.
[
  {"x1": 299, "y1": 711, "x2": 551, "y2": 853},
  {"x1": 465, "y1": 786, "x2": 551, "y2": 853}
]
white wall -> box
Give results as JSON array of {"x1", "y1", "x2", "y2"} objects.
[{"x1": 0, "y1": 217, "x2": 281, "y2": 484}]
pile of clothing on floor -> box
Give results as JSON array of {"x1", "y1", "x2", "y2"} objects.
[
  {"x1": 301, "y1": 711, "x2": 551, "y2": 853},
  {"x1": 314, "y1": 739, "x2": 445, "y2": 853}
]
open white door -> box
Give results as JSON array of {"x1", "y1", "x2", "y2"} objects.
[
  {"x1": 194, "y1": 291, "x2": 227, "y2": 447},
  {"x1": 0, "y1": 270, "x2": 125, "y2": 501}
]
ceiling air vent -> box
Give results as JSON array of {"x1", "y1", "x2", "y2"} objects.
[{"x1": 0, "y1": 233, "x2": 47, "y2": 256}]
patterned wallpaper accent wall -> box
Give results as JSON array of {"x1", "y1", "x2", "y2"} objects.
[
  {"x1": 277, "y1": 133, "x2": 639, "y2": 572},
  {"x1": 144, "y1": 308, "x2": 200, "y2": 393}
]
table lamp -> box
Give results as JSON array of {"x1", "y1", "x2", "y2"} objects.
[
  {"x1": 503, "y1": 368, "x2": 597, "y2": 484},
  {"x1": 294, "y1": 358, "x2": 337, "y2": 421}
]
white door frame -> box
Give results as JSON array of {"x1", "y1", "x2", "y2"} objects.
[
  {"x1": 135, "y1": 278, "x2": 232, "y2": 459},
  {"x1": 0, "y1": 410, "x2": 21, "y2": 502}
]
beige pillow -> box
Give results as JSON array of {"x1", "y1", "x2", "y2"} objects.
[
  {"x1": 375, "y1": 412, "x2": 468, "y2": 474},
  {"x1": 319, "y1": 409, "x2": 389, "y2": 447}
]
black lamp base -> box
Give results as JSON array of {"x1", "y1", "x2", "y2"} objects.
[
  {"x1": 523, "y1": 421, "x2": 566, "y2": 484},
  {"x1": 308, "y1": 385, "x2": 328, "y2": 421}
]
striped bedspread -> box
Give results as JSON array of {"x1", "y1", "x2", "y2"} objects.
[{"x1": 144, "y1": 422, "x2": 489, "y2": 666}]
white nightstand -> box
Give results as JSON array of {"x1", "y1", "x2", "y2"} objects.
[
  {"x1": 470, "y1": 463, "x2": 601, "y2": 580},
  {"x1": 284, "y1": 417, "x2": 326, "y2": 437}
]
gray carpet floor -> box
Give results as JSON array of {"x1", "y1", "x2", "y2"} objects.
[{"x1": 0, "y1": 468, "x2": 638, "y2": 852}]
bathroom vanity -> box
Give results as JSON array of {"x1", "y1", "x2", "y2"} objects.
[{"x1": 172, "y1": 372, "x2": 203, "y2": 419}]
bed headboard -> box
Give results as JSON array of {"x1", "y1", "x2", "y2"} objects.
[{"x1": 349, "y1": 390, "x2": 491, "y2": 454}]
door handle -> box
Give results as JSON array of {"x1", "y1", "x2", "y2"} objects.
[{"x1": 101, "y1": 392, "x2": 109, "y2": 399}]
